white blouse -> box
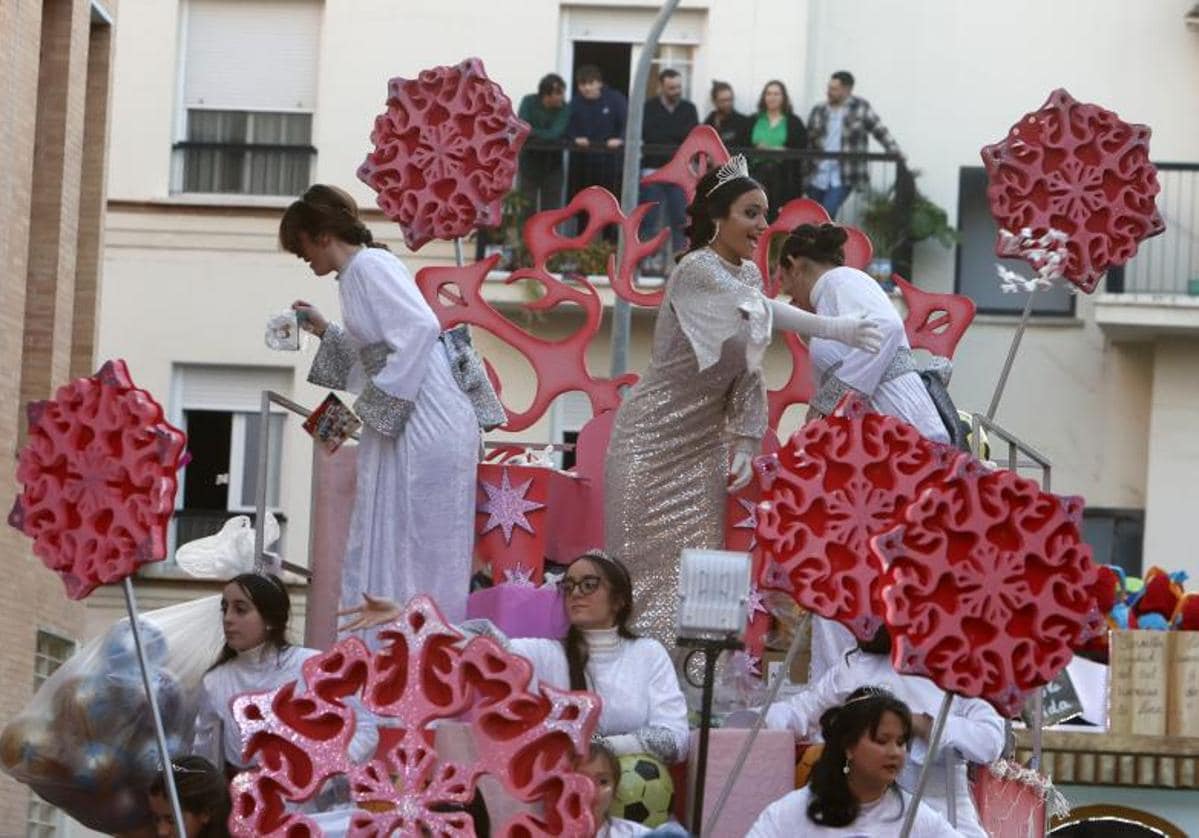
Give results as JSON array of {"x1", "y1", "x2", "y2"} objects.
[
  {"x1": 808, "y1": 266, "x2": 949, "y2": 444},
  {"x1": 597, "y1": 816, "x2": 653, "y2": 837},
  {"x1": 747, "y1": 786, "x2": 960, "y2": 837},
  {"x1": 193, "y1": 643, "x2": 379, "y2": 770},
  {"x1": 510, "y1": 628, "x2": 691, "y2": 764},
  {"x1": 765, "y1": 651, "x2": 1002, "y2": 836}
]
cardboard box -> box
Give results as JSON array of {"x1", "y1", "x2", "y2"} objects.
[
  {"x1": 1168, "y1": 631, "x2": 1199, "y2": 737},
  {"x1": 1107, "y1": 630, "x2": 1168, "y2": 736}
]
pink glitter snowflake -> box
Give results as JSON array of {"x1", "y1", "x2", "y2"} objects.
[
  {"x1": 980, "y1": 88, "x2": 1164, "y2": 293},
  {"x1": 8, "y1": 360, "x2": 186, "y2": 599},
  {"x1": 358, "y1": 58, "x2": 530, "y2": 251},
  {"x1": 874, "y1": 460, "x2": 1102, "y2": 716},
  {"x1": 229, "y1": 596, "x2": 600, "y2": 837}
]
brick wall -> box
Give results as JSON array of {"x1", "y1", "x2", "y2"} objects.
[{"x1": 0, "y1": 0, "x2": 118, "y2": 825}]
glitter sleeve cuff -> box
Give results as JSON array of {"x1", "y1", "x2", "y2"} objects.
[
  {"x1": 307, "y1": 322, "x2": 356, "y2": 390},
  {"x1": 633, "y1": 726, "x2": 685, "y2": 764},
  {"x1": 441, "y1": 325, "x2": 507, "y2": 430},
  {"x1": 810, "y1": 373, "x2": 863, "y2": 416},
  {"x1": 353, "y1": 381, "x2": 415, "y2": 438}
]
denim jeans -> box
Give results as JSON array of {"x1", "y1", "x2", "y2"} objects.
[
  {"x1": 806, "y1": 183, "x2": 851, "y2": 220},
  {"x1": 639, "y1": 178, "x2": 689, "y2": 257}
]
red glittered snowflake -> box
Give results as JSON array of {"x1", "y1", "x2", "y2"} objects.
[
  {"x1": 873, "y1": 459, "x2": 1102, "y2": 716},
  {"x1": 358, "y1": 58, "x2": 530, "y2": 251},
  {"x1": 229, "y1": 596, "x2": 600, "y2": 837},
  {"x1": 755, "y1": 396, "x2": 961, "y2": 640},
  {"x1": 7, "y1": 360, "x2": 186, "y2": 599},
  {"x1": 980, "y1": 88, "x2": 1164, "y2": 293}
]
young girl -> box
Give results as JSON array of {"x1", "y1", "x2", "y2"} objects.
[
  {"x1": 578, "y1": 743, "x2": 651, "y2": 837},
  {"x1": 147, "y1": 755, "x2": 231, "y2": 837},
  {"x1": 192, "y1": 573, "x2": 377, "y2": 773},
  {"x1": 749, "y1": 687, "x2": 959, "y2": 836},
  {"x1": 282, "y1": 184, "x2": 500, "y2": 624},
  {"x1": 604, "y1": 158, "x2": 882, "y2": 644}
]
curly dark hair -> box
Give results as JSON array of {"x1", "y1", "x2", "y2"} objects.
[{"x1": 680, "y1": 165, "x2": 764, "y2": 258}]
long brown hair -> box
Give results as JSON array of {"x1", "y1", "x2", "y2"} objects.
[
  {"x1": 278, "y1": 184, "x2": 388, "y2": 255},
  {"x1": 208, "y1": 573, "x2": 292, "y2": 671},
  {"x1": 561, "y1": 551, "x2": 638, "y2": 691}
]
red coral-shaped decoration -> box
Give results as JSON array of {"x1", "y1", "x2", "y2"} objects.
[
  {"x1": 979, "y1": 88, "x2": 1164, "y2": 293},
  {"x1": 755, "y1": 396, "x2": 961, "y2": 640},
  {"x1": 639, "y1": 124, "x2": 730, "y2": 204},
  {"x1": 358, "y1": 58, "x2": 530, "y2": 251},
  {"x1": 8, "y1": 360, "x2": 186, "y2": 599},
  {"x1": 893, "y1": 274, "x2": 977, "y2": 360},
  {"x1": 228, "y1": 596, "x2": 600, "y2": 837},
  {"x1": 874, "y1": 461, "x2": 1102, "y2": 716},
  {"x1": 415, "y1": 186, "x2": 668, "y2": 431}
]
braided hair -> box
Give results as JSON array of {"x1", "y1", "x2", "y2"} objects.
[{"x1": 278, "y1": 184, "x2": 389, "y2": 254}]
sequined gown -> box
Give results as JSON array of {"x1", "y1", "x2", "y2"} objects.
[{"x1": 605, "y1": 248, "x2": 771, "y2": 645}]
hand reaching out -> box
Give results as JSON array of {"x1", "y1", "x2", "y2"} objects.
[
  {"x1": 292, "y1": 300, "x2": 329, "y2": 337},
  {"x1": 337, "y1": 593, "x2": 401, "y2": 633}
]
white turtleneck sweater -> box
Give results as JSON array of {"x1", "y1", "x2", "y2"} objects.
[
  {"x1": 509, "y1": 628, "x2": 690, "y2": 764},
  {"x1": 193, "y1": 643, "x2": 378, "y2": 770}
]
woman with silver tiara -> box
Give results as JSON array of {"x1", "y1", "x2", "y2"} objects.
[{"x1": 603, "y1": 155, "x2": 884, "y2": 645}]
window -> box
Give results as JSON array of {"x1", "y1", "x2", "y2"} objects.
[
  {"x1": 954, "y1": 166, "x2": 1075, "y2": 316},
  {"x1": 1082, "y1": 508, "x2": 1144, "y2": 578},
  {"x1": 170, "y1": 366, "x2": 291, "y2": 553},
  {"x1": 645, "y1": 43, "x2": 695, "y2": 101},
  {"x1": 173, "y1": 0, "x2": 320, "y2": 195},
  {"x1": 26, "y1": 631, "x2": 76, "y2": 836},
  {"x1": 549, "y1": 391, "x2": 592, "y2": 471}
]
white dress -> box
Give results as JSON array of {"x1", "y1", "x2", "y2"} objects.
[
  {"x1": 805, "y1": 265, "x2": 952, "y2": 689},
  {"x1": 307, "y1": 247, "x2": 479, "y2": 624},
  {"x1": 510, "y1": 627, "x2": 691, "y2": 764},
  {"x1": 193, "y1": 643, "x2": 379, "y2": 770},
  {"x1": 765, "y1": 651, "x2": 1003, "y2": 838},
  {"x1": 747, "y1": 786, "x2": 961, "y2": 837}
]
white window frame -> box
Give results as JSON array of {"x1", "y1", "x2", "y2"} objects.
[{"x1": 26, "y1": 630, "x2": 76, "y2": 836}]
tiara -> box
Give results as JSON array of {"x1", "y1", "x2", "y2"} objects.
[{"x1": 705, "y1": 154, "x2": 750, "y2": 197}]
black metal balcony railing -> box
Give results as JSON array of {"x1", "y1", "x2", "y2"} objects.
[
  {"x1": 510, "y1": 141, "x2": 915, "y2": 278},
  {"x1": 1106, "y1": 162, "x2": 1199, "y2": 295}
]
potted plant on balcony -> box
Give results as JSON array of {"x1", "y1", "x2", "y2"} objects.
[{"x1": 859, "y1": 178, "x2": 958, "y2": 287}]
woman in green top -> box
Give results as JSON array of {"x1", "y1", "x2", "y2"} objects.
[{"x1": 751, "y1": 79, "x2": 809, "y2": 215}]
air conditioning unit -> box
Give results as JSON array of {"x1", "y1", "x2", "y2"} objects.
[{"x1": 676, "y1": 549, "x2": 751, "y2": 640}]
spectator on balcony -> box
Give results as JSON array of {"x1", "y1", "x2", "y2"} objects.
[
  {"x1": 806, "y1": 71, "x2": 904, "y2": 219},
  {"x1": 567, "y1": 64, "x2": 628, "y2": 200},
  {"x1": 640, "y1": 68, "x2": 698, "y2": 264},
  {"x1": 750, "y1": 79, "x2": 808, "y2": 215},
  {"x1": 518, "y1": 73, "x2": 570, "y2": 216},
  {"x1": 703, "y1": 80, "x2": 750, "y2": 150}
]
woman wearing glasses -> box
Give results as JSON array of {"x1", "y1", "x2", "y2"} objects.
[{"x1": 340, "y1": 551, "x2": 690, "y2": 767}]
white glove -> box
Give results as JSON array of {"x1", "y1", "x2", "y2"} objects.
[
  {"x1": 727, "y1": 438, "x2": 757, "y2": 493},
  {"x1": 765, "y1": 298, "x2": 882, "y2": 354}
]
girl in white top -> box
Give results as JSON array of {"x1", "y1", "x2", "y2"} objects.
[
  {"x1": 764, "y1": 628, "x2": 1003, "y2": 837},
  {"x1": 749, "y1": 687, "x2": 960, "y2": 837},
  {"x1": 193, "y1": 573, "x2": 378, "y2": 773},
  {"x1": 777, "y1": 222, "x2": 955, "y2": 686},
  {"x1": 579, "y1": 742, "x2": 652, "y2": 837}
]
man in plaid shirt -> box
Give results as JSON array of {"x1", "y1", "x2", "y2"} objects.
[{"x1": 806, "y1": 71, "x2": 905, "y2": 218}]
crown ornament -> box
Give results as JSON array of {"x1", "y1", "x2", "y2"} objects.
[{"x1": 705, "y1": 153, "x2": 751, "y2": 197}]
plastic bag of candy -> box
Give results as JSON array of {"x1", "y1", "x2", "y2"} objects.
[{"x1": 0, "y1": 596, "x2": 225, "y2": 833}]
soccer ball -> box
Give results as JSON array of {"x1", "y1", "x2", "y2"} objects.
[{"x1": 610, "y1": 753, "x2": 674, "y2": 827}]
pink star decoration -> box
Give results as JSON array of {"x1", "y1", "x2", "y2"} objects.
[
  {"x1": 477, "y1": 468, "x2": 545, "y2": 544},
  {"x1": 733, "y1": 497, "x2": 759, "y2": 551},
  {"x1": 746, "y1": 586, "x2": 768, "y2": 622},
  {"x1": 503, "y1": 564, "x2": 535, "y2": 587}
]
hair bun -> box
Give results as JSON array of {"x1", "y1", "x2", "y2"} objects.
[{"x1": 817, "y1": 223, "x2": 849, "y2": 248}]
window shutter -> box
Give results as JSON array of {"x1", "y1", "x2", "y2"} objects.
[
  {"x1": 179, "y1": 365, "x2": 293, "y2": 412},
  {"x1": 183, "y1": 0, "x2": 321, "y2": 111}
]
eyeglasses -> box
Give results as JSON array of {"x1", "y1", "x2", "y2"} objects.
[{"x1": 557, "y1": 575, "x2": 604, "y2": 597}]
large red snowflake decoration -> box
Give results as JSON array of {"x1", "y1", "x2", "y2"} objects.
[
  {"x1": 229, "y1": 596, "x2": 600, "y2": 837},
  {"x1": 873, "y1": 460, "x2": 1102, "y2": 716},
  {"x1": 415, "y1": 186, "x2": 669, "y2": 430},
  {"x1": 639, "y1": 124, "x2": 730, "y2": 203},
  {"x1": 755, "y1": 396, "x2": 961, "y2": 640},
  {"x1": 358, "y1": 58, "x2": 530, "y2": 251},
  {"x1": 980, "y1": 88, "x2": 1164, "y2": 293},
  {"x1": 8, "y1": 360, "x2": 186, "y2": 599}
]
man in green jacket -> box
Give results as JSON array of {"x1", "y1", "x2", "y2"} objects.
[{"x1": 518, "y1": 73, "x2": 569, "y2": 216}]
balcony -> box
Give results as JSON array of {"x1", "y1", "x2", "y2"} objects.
[{"x1": 1095, "y1": 162, "x2": 1199, "y2": 340}]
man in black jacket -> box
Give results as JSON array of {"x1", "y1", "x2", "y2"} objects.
[{"x1": 639, "y1": 69, "x2": 698, "y2": 265}]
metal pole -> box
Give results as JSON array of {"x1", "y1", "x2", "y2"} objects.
[
  {"x1": 706, "y1": 613, "x2": 810, "y2": 835},
  {"x1": 945, "y1": 752, "x2": 957, "y2": 828},
  {"x1": 985, "y1": 291, "x2": 1036, "y2": 421},
  {"x1": 691, "y1": 643, "x2": 720, "y2": 835},
  {"x1": 899, "y1": 692, "x2": 954, "y2": 838},
  {"x1": 253, "y1": 388, "x2": 271, "y2": 569},
  {"x1": 454, "y1": 237, "x2": 466, "y2": 268},
  {"x1": 609, "y1": 0, "x2": 681, "y2": 377},
  {"x1": 122, "y1": 578, "x2": 187, "y2": 837}
]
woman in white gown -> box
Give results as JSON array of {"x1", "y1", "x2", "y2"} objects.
[
  {"x1": 282, "y1": 185, "x2": 501, "y2": 623},
  {"x1": 749, "y1": 687, "x2": 960, "y2": 837},
  {"x1": 764, "y1": 628, "x2": 1003, "y2": 836},
  {"x1": 777, "y1": 222, "x2": 956, "y2": 681}
]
